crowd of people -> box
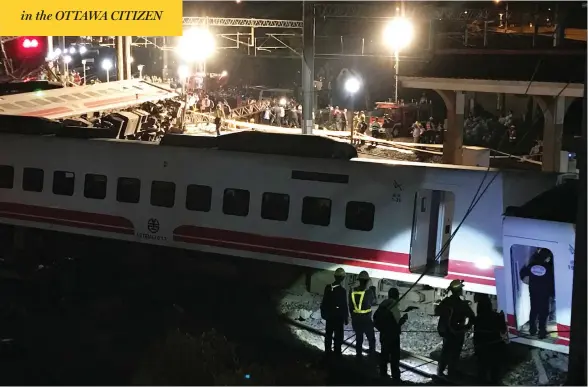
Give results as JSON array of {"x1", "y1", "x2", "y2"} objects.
[
  {"x1": 321, "y1": 269, "x2": 510, "y2": 383},
  {"x1": 320, "y1": 246, "x2": 556, "y2": 383}
]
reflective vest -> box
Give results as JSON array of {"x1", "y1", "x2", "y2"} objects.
[{"x1": 351, "y1": 290, "x2": 372, "y2": 314}]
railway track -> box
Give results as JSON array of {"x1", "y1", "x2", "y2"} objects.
[{"x1": 282, "y1": 316, "x2": 460, "y2": 385}]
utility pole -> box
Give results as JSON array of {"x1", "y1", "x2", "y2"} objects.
[
  {"x1": 301, "y1": 1, "x2": 315, "y2": 135},
  {"x1": 566, "y1": 57, "x2": 587, "y2": 386}
]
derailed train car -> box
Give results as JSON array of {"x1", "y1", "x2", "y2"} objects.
[
  {"x1": 0, "y1": 114, "x2": 574, "y2": 353},
  {"x1": 497, "y1": 179, "x2": 577, "y2": 354}
]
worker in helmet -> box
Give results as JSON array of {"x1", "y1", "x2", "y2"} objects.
[
  {"x1": 435, "y1": 279, "x2": 475, "y2": 378},
  {"x1": 320, "y1": 268, "x2": 349, "y2": 358},
  {"x1": 348, "y1": 270, "x2": 378, "y2": 359}
]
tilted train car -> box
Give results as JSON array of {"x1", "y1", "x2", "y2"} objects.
[
  {"x1": 496, "y1": 179, "x2": 577, "y2": 354},
  {"x1": 0, "y1": 119, "x2": 570, "y2": 352}
]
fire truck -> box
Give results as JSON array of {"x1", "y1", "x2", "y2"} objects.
[{"x1": 368, "y1": 101, "x2": 432, "y2": 138}]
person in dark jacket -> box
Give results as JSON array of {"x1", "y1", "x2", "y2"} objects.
[
  {"x1": 374, "y1": 287, "x2": 408, "y2": 380},
  {"x1": 349, "y1": 270, "x2": 378, "y2": 359},
  {"x1": 435, "y1": 279, "x2": 475, "y2": 378},
  {"x1": 320, "y1": 267, "x2": 349, "y2": 357},
  {"x1": 474, "y1": 293, "x2": 507, "y2": 384},
  {"x1": 519, "y1": 248, "x2": 555, "y2": 339}
]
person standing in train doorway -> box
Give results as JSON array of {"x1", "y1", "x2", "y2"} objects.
[
  {"x1": 519, "y1": 248, "x2": 555, "y2": 339},
  {"x1": 435, "y1": 279, "x2": 475, "y2": 379},
  {"x1": 320, "y1": 268, "x2": 349, "y2": 359},
  {"x1": 349, "y1": 270, "x2": 378, "y2": 360}
]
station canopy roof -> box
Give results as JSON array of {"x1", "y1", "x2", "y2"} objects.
[{"x1": 400, "y1": 52, "x2": 585, "y2": 98}]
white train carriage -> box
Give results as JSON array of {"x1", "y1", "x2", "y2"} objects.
[
  {"x1": 0, "y1": 129, "x2": 558, "y2": 299},
  {"x1": 0, "y1": 80, "x2": 177, "y2": 120},
  {"x1": 496, "y1": 179, "x2": 577, "y2": 354}
]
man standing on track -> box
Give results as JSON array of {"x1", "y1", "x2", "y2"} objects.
[
  {"x1": 349, "y1": 270, "x2": 378, "y2": 360},
  {"x1": 320, "y1": 268, "x2": 349, "y2": 359},
  {"x1": 435, "y1": 279, "x2": 475, "y2": 379},
  {"x1": 374, "y1": 287, "x2": 407, "y2": 381}
]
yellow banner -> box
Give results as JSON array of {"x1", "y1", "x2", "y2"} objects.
[{"x1": 1, "y1": 0, "x2": 183, "y2": 36}]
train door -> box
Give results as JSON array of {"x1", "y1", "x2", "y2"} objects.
[
  {"x1": 507, "y1": 240, "x2": 558, "y2": 338},
  {"x1": 409, "y1": 189, "x2": 455, "y2": 276}
]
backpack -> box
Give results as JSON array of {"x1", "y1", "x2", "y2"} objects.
[
  {"x1": 374, "y1": 303, "x2": 399, "y2": 334},
  {"x1": 436, "y1": 299, "x2": 453, "y2": 338},
  {"x1": 320, "y1": 285, "x2": 336, "y2": 320}
]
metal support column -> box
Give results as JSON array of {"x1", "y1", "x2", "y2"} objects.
[
  {"x1": 116, "y1": 36, "x2": 124, "y2": 81},
  {"x1": 59, "y1": 36, "x2": 66, "y2": 74},
  {"x1": 47, "y1": 36, "x2": 54, "y2": 71},
  {"x1": 302, "y1": 1, "x2": 315, "y2": 135},
  {"x1": 566, "y1": 61, "x2": 587, "y2": 386},
  {"x1": 123, "y1": 36, "x2": 132, "y2": 80},
  {"x1": 162, "y1": 36, "x2": 169, "y2": 79}
]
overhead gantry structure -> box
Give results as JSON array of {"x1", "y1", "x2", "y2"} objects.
[{"x1": 119, "y1": 2, "x2": 495, "y2": 58}]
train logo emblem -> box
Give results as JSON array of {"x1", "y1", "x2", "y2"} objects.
[
  {"x1": 147, "y1": 218, "x2": 160, "y2": 234},
  {"x1": 530, "y1": 265, "x2": 546, "y2": 277}
]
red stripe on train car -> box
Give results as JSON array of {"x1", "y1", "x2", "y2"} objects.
[
  {"x1": 174, "y1": 225, "x2": 408, "y2": 266},
  {"x1": 173, "y1": 225, "x2": 497, "y2": 286},
  {"x1": 174, "y1": 233, "x2": 412, "y2": 275},
  {"x1": 0, "y1": 202, "x2": 134, "y2": 235},
  {"x1": 557, "y1": 323, "x2": 570, "y2": 339},
  {"x1": 506, "y1": 313, "x2": 517, "y2": 327},
  {"x1": 448, "y1": 260, "x2": 495, "y2": 280},
  {"x1": 23, "y1": 106, "x2": 73, "y2": 117},
  {"x1": 84, "y1": 95, "x2": 139, "y2": 108}
]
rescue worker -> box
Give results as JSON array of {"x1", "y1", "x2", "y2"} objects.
[
  {"x1": 214, "y1": 102, "x2": 225, "y2": 136},
  {"x1": 342, "y1": 108, "x2": 348, "y2": 131},
  {"x1": 334, "y1": 106, "x2": 343, "y2": 131},
  {"x1": 349, "y1": 270, "x2": 377, "y2": 359},
  {"x1": 412, "y1": 121, "x2": 421, "y2": 143},
  {"x1": 473, "y1": 293, "x2": 507, "y2": 384},
  {"x1": 374, "y1": 287, "x2": 408, "y2": 381},
  {"x1": 320, "y1": 268, "x2": 349, "y2": 357},
  {"x1": 435, "y1": 279, "x2": 475, "y2": 378},
  {"x1": 382, "y1": 115, "x2": 394, "y2": 141},
  {"x1": 519, "y1": 248, "x2": 554, "y2": 339}
]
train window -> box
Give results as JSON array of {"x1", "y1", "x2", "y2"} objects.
[
  {"x1": 15, "y1": 101, "x2": 35, "y2": 108},
  {"x1": 117, "y1": 177, "x2": 141, "y2": 203},
  {"x1": 22, "y1": 167, "x2": 43, "y2": 192},
  {"x1": 261, "y1": 192, "x2": 290, "y2": 221},
  {"x1": 223, "y1": 188, "x2": 250, "y2": 217},
  {"x1": 84, "y1": 174, "x2": 107, "y2": 200},
  {"x1": 151, "y1": 181, "x2": 176, "y2": 208},
  {"x1": 186, "y1": 184, "x2": 212, "y2": 212},
  {"x1": 52, "y1": 171, "x2": 75, "y2": 196},
  {"x1": 301, "y1": 196, "x2": 331, "y2": 226},
  {"x1": 0, "y1": 165, "x2": 14, "y2": 189},
  {"x1": 345, "y1": 201, "x2": 375, "y2": 231}
]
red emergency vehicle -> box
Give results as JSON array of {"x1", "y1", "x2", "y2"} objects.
[{"x1": 368, "y1": 101, "x2": 432, "y2": 137}]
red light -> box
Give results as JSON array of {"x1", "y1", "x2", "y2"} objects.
[
  {"x1": 22, "y1": 39, "x2": 39, "y2": 48},
  {"x1": 22, "y1": 38, "x2": 38, "y2": 49}
]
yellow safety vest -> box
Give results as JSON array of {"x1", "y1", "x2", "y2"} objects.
[{"x1": 351, "y1": 290, "x2": 372, "y2": 314}]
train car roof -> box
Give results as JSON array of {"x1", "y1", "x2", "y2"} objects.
[
  {"x1": 0, "y1": 80, "x2": 177, "y2": 120},
  {"x1": 504, "y1": 179, "x2": 577, "y2": 223}
]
